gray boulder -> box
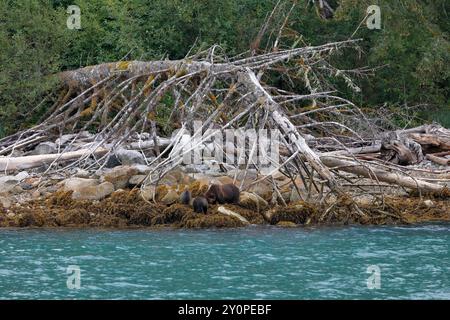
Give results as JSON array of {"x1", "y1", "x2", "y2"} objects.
[
  {"x1": 55, "y1": 131, "x2": 92, "y2": 147},
  {"x1": 101, "y1": 165, "x2": 139, "y2": 190},
  {"x1": 132, "y1": 164, "x2": 152, "y2": 175},
  {"x1": 128, "y1": 175, "x2": 146, "y2": 186},
  {"x1": 33, "y1": 141, "x2": 57, "y2": 155},
  {"x1": 59, "y1": 177, "x2": 114, "y2": 200},
  {"x1": 104, "y1": 154, "x2": 121, "y2": 168},
  {"x1": 239, "y1": 191, "x2": 269, "y2": 212},
  {"x1": 0, "y1": 196, "x2": 12, "y2": 208},
  {"x1": 0, "y1": 172, "x2": 29, "y2": 193},
  {"x1": 115, "y1": 149, "x2": 146, "y2": 166},
  {"x1": 71, "y1": 182, "x2": 114, "y2": 201},
  {"x1": 60, "y1": 177, "x2": 98, "y2": 191},
  {"x1": 74, "y1": 168, "x2": 91, "y2": 179}
]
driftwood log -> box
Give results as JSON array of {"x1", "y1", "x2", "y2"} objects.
[
  {"x1": 1, "y1": 38, "x2": 448, "y2": 202},
  {"x1": 0, "y1": 148, "x2": 108, "y2": 172},
  {"x1": 320, "y1": 156, "x2": 445, "y2": 193}
]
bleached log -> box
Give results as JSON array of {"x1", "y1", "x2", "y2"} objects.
[
  {"x1": 0, "y1": 148, "x2": 108, "y2": 172},
  {"x1": 239, "y1": 69, "x2": 344, "y2": 194},
  {"x1": 217, "y1": 206, "x2": 250, "y2": 224},
  {"x1": 321, "y1": 145, "x2": 382, "y2": 156},
  {"x1": 409, "y1": 133, "x2": 450, "y2": 152},
  {"x1": 426, "y1": 154, "x2": 450, "y2": 166},
  {"x1": 320, "y1": 156, "x2": 445, "y2": 193},
  {"x1": 60, "y1": 60, "x2": 219, "y2": 88},
  {"x1": 127, "y1": 137, "x2": 172, "y2": 150}
]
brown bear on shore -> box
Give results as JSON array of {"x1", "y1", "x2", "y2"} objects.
[
  {"x1": 193, "y1": 197, "x2": 208, "y2": 214},
  {"x1": 180, "y1": 190, "x2": 191, "y2": 205},
  {"x1": 204, "y1": 184, "x2": 240, "y2": 204}
]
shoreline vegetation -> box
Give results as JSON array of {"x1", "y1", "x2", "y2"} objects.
[
  {"x1": 1, "y1": 190, "x2": 450, "y2": 229},
  {"x1": 1, "y1": 163, "x2": 449, "y2": 229},
  {"x1": 0, "y1": 52, "x2": 448, "y2": 230},
  {"x1": 1, "y1": 2, "x2": 449, "y2": 229}
]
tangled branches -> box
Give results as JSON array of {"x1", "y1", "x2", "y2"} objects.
[{"x1": 0, "y1": 39, "x2": 447, "y2": 205}]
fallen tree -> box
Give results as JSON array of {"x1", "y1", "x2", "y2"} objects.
[
  {"x1": 1, "y1": 35, "x2": 448, "y2": 204},
  {"x1": 320, "y1": 156, "x2": 445, "y2": 193},
  {"x1": 0, "y1": 147, "x2": 108, "y2": 172}
]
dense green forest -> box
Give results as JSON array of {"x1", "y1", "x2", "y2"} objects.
[{"x1": 0, "y1": 0, "x2": 448, "y2": 137}]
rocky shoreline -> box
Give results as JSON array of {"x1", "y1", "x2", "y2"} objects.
[
  {"x1": 1, "y1": 163, "x2": 449, "y2": 229},
  {"x1": 1, "y1": 189, "x2": 449, "y2": 229},
  {"x1": 1, "y1": 133, "x2": 449, "y2": 229}
]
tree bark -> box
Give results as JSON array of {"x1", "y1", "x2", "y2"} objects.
[
  {"x1": 239, "y1": 69, "x2": 344, "y2": 194},
  {"x1": 320, "y1": 156, "x2": 445, "y2": 193},
  {"x1": 426, "y1": 154, "x2": 450, "y2": 166},
  {"x1": 0, "y1": 148, "x2": 108, "y2": 172},
  {"x1": 409, "y1": 133, "x2": 450, "y2": 153}
]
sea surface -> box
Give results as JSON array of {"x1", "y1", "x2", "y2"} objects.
[{"x1": 0, "y1": 224, "x2": 449, "y2": 299}]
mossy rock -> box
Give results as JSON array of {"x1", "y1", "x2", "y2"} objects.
[
  {"x1": 238, "y1": 192, "x2": 268, "y2": 212},
  {"x1": 109, "y1": 189, "x2": 141, "y2": 204},
  {"x1": 128, "y1": 211, "x2": 155, "y2": 226},
  {"x1": 161, "y1": 190, "x2": 179, "y2": 205},
  {"x1": 181, "y1": 214, "x2": 245, "y2": 229},
  {"x1": 189, "y1": 180, "x2": 209, "y2": 197},
  {"x1": 222, "y1": 204, "x2": 266, "y2": 225},
  {"x1": 276, "y1": 221, "x2": 298, "y2": 228},
  {"x1": 55, "y1": 209, "x2": 91, "y2": 226},
  {"x1": 16, "y1": 211, "x2": 47, "y2": 227},
  {"x1": 151, "y1": 204, "x2": 192, "y2": 225},
  {"x1": 269, "y1": 202, "x2": 317, "y2": 225},
  {"x1": 90, "y1": 215, "x2": 128, "y2": 228},
  {"x1": 46, "y1": 190, "x2": 75, "y2": 208}
]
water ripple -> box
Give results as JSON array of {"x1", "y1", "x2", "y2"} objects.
[{"x1": 0, "y1": 223, "x2": 449, "y2": 299}]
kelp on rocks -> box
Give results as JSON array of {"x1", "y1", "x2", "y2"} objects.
[
  {"x1": 181, "y1": 214, "x2": 244, "y2": 229},
  {"x1": 268, "y1": 201, "x2": 318, "y2": 225},
  {"x1": 0, "y1": 189, "x2": 449, "y2": 228},
  {"x1": 0, "y1": 190, "x2": 260, "y2": 229}
]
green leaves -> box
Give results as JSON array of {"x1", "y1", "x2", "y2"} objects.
[
  {"x1": 0, "y1": 0, "x2": 66, "y2": 135},
  {"x1": 0, "y1": 0, "x2": 448, "y2": 138}
]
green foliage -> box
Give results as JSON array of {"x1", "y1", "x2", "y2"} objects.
[
  {"x1": 0, "y1": 0, "x2": 67, "y2": 134},
  {"x1": 0, "y1": 0, "x2": 449, "y2": 138},
  {"x1": 292, "y1": 0, "x2": 449, "y2": 126}
]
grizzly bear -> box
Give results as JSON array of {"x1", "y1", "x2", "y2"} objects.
[
  {"x1": 193, "y1": 197, "x2": 208, "y2": 214},
  {"x1": 204, "y1": 184, "x2": 240, "y2": 204},
  {"x1": 180, "y1": 190, "x2": 191, "y2": 205}
]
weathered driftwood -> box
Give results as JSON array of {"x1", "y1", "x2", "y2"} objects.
[
  {"x1": 217, "y1": 206, "x2": 250, "y2": 224},
  {"x1": 127, "y1": 137, "x2": 172, "y2": 150},
  {"x1": 409, "y1": 133, "x2": 450, "y2": 153},
  {"x1": 238, "y1": 69, "x2": 344, "y2": 195},
  {"x1": 322, "y1": 125, "x2": 450, "y2": 167},
  {"x1": 380, "y1": 135, "x2": 423, "y2": 166},
  {"x1": 0, "y1": 148, "x2": 108, "y2": 172},
  {"x1": 383, "y1": 126, "x2": 450, "y2": 165},
  {"x1": 324, "y1": 145, "x2": 382, "y2": 156},
  {"x1": 426, "y1": 154, "x2": 450, "y2": 166},
  {"x1": 320, "y1": 156, "x2": 445, "y2": 193},
  {"x1": 2, "y1": 37, "x2": 448, "y2": 204}
]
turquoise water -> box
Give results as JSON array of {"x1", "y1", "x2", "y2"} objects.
[{"x1": 0, "y1": 224, "x2": 449, "y2": 300}]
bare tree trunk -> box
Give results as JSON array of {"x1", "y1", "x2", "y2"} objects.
[
  {"x1": 239, "y1": 69, "x2": 344, "y2": 194},
  {"x1": 320, "y1": 156, "x2": 445, "y2": 193},
  {"x1": 0, "y1": 148, "x2": 107, "y2": 172},
  {"x1": 426, "y1": 154, "x2": 450, "y2": 166}
]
